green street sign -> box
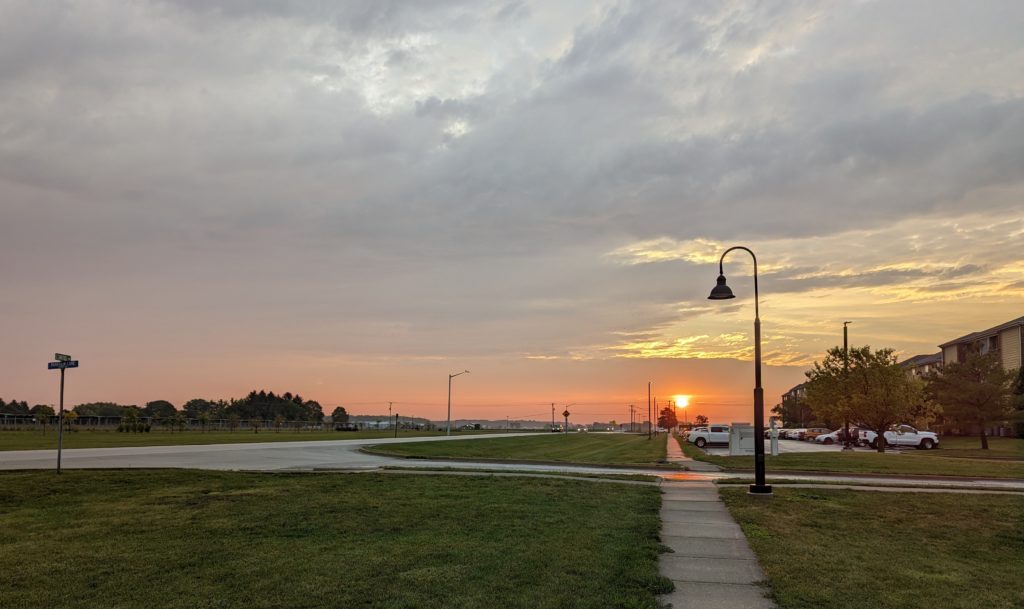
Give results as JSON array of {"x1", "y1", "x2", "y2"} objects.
[{"x1": 55, "y1": 353, "x2": 72, "y2": 362}]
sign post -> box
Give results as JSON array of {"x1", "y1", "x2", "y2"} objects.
[
  {"x1": 562, "y1": 409, "x2": 570, "y2": 435},
  {"x1": 48, "y1": 355, "x2": 79, "y2": 474}
]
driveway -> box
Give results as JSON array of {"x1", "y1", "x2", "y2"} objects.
[{"x1": 704, "y1": 438, "x2": 846, "y2": 456}]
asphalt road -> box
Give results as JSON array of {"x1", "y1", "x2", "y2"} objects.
[
  {"x1": 0, "y1": 433, "x2": 548, "y2": 472},
  {"x1": 4, "y1": 433, "x2": 1023, "y2": 492}
]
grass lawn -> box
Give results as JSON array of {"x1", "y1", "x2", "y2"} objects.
[
  {"x1": 0, "y1": 470, "x2": 670, "y2": 609},
  {"x1": 720, "y1": 487, "x2": 1024, "y2": 609},
  {"x1": 0, "y1": 429, "x2": 485, "y2": 451},
  {"x1": 367, "y1": 433, "x2": 671, "y2": 467},
  {"x1": 677, "y1": 435, "x2": 1024, "y2": 479}
]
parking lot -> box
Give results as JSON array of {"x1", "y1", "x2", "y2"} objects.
[{"x1": 703, "y1": 438, "x2": 884, "y2": 456}]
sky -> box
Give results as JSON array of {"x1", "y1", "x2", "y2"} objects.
[{"x1": 2, "y1": 0, "x2": 1023, "y2": 424}]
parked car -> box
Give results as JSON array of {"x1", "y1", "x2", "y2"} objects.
[
  {"x1": 814, "y1": 427, "x2": 866, "y2": 445},
  {"x1": 860, "y1": 425, "x2": 939, "y2": 449},
  {"x1": 687, "y1": 424, "x2": 730, "y2": 448},
  {"x1": 766, "y1": 427, "x2": 789, "y2": 439},
  {"x1": 802, "y1": 427, "x2": 832, "y2": 441},
  {"x1": 783, "y1": 428, "x2": 807, "y2": 440}
]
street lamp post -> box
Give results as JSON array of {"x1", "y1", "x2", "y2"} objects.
[
  {"x1": 446, "y1": 370, "x2": 469, "y2": 436},
  {"x1": 842, "y1": 321, "x2": 854, "y2": 451},
  {"x1": 708, "y1": 246, "x2": 772, "y2": 496}
]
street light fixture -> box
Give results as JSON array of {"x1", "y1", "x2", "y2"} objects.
[
  {"x1": 446, "y1": 370, "x2": 469, "y2": 436},
  {"x1": 708, "y1": 246, "x2": 772, "y2": 496}
]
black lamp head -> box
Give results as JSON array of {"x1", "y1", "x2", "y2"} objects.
[{"x1": 708, "y1": 274, "x2": 735, "y2": 300}]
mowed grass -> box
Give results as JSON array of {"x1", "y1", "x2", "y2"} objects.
[
  {"x1": 720, "y1": 487, "x2": 1024, "y2": 609},
  {"x1": 677, "y1": 436, "x2": 1024, "y2": 479},
  {"x1": 0, "y1": 429, "x2": 472, "y2": 451},
  {"x1": 369, "y1": 433, "x2": 670, "y2": 467},
  {"x1": 0, "y1": 470, "x2": 670, "y2": 609}
]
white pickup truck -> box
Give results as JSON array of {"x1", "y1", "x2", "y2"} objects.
[
  {"x1": 687, "y1": 424, "x2": 730, "y2": 448},
  {"x1": 860, "y1": 424, "x2": 939, "y2": 450}
]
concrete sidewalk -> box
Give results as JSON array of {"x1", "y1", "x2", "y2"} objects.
[
  {"x1": 665, "y1": 434, "x2": 721, "y2": 472},
  {"x1": 658, "y1": 481, "x2": 774, "y2": 609}
]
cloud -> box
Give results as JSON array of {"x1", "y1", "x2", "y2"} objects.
[{"x1": 1, "y1": 0, "x2": 1023, "y2": 408}]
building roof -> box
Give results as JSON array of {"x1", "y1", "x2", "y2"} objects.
[
  {"x1": 900, "y1": 352, "x2": 942, "y2": 368},
  {"x1": 782, "y1": 382, "x2": 807, "y2": 395},
  {"x1": 938, "y1": 315, "x2": 1024, "y2": 349}
]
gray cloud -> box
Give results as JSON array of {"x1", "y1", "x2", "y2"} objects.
[{"x1": 1, "y1": 0, "x2": 1022, "y2": 374}]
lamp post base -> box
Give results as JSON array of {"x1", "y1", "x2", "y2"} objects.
[{"x1": 748, "y1": 484, "x2": 773, "y2": 496}]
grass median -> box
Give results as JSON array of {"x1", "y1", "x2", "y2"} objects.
[
  {"x1": 0, "y1": 429, "x2": 494, "y2": 451},
  {"x1": 0, "y1": 470, "x2": 670, "y2": 609},
  {"x1": 721, "y1": 487, "x2": 1024, "y2": 609},
  {"x1": 367, "y1": 433, "x2": 671, "y2": 467},
  {"x1": 676, "y1": 435, "x2": 1024, "y2": 479}
]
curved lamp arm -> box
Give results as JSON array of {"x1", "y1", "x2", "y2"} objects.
[{"x1": 718, "y1": 246, "x2": 759, "y2": 319}]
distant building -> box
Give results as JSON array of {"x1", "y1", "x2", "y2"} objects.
[
  {"x1": 782, "y1": 382, "x2": 807, "y2": 402},
  {"x1": 939, "y1": 316, "x2": 1024, "y2": 372},
  {"x1": 900, "y1": 352, "x2": 943, "y2": 378}
]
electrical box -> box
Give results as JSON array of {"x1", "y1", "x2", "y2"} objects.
[{"x1": 729, "y1": 423, "x2": 756, "y2": 456}]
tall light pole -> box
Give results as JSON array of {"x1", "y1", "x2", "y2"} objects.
[
  {"x1": 647, "y1": 382, "x2": 652, "y2": 440},
  {"x1": 708, "y1": 246, "x2": 772, "y2": 496},
  {"x1": 842, "y1": 321, "x2": 854, "y2": 451},
  {"x1": 446, "y1": 370, "x2": 469, "y2": 436}
]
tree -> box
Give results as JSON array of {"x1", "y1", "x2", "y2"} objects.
[
  {"x1": 142, "y1": 400, "x2": 176, "y2": 419},
  {"x1": 31, "y1": 404, "x2": 54, "y2": 434},
  {"x1": 926, "y1": 350, "x2": 1015, "y2": 449},
  {"x1": 331, "y1": 406, "x2": 349, "y2": 424},
  {"x1": 273, "y1": 414, "x2": 285, "y2": 432},
  {"x1": 657, "y1": 406, "x2": 678, "y2": 430},
  {"x1": 807, "y1": 346, "x2": 924, "y2": 452},
  {"x1": 197, "y1": 411, "x2": 211, "y2": 433},
  {"x1": 183, "y1": 398, "x2": 224, "y2": 419},
  {"x1": 172, "y1": 411, "x2": 186, "y2": 433},
  {"x1": 694, "y1": 414, "x2": 709, "y2": 427},
  {"x1": 0, "y1": 399, "x2": 30, "y2": 415},
  {"x1": 1012, "y1": 366, "x2": 1024, "y2": 439},
  {"x1": 31, "y1": 404, "x2": 55, "y2": 417},
  {"x1": 227, "y1": 413, "x2": 240, "y2": 432},
  {"x1": 62, "y1": 410, "x2": 78, "y2": 431}
]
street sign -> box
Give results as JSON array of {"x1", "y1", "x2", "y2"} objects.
[
  {"x1": 55, "y1": 353, "x2": 72, "y2": 362},
  {"x1": 48, "y1": 360, "x2": 79, "y2": 370},
  {"x1": 562, "y1": 410, "x2": 570, "y2": 418}
]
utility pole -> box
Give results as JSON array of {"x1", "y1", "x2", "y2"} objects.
[
  {"x1": 629, "y1": 405, "x2": 633, "y2": 432},
  {"x1": 388, "y1": 402, "x2": 392, "y2": 430},
  {"x1": 843, "y1": 321, "x2": 854, "y2": 451},
  {"x1": 551, "y1": 403, "x2": 555, "y2": 430},
  {"x1": 647, "y1": 382, "x2": 652, "y2": 440},
  {"x1": 653, "y1": 397, "x2": 658, "y2": 436}
]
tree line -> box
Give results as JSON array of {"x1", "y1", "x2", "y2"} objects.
[
  {"x1": 2, "y1": 390, "x2": 347, "y2": 427},
  {"x1": 0, "y1": 399, "x2": 54, "y2": 417},
  {"x1": 792, "y1": 345, "x2": 1024, "y2": 451}
]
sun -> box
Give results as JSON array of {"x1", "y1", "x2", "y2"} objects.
[{"x1": 673, "y1": 395, "x2": 690, "y2": 408}]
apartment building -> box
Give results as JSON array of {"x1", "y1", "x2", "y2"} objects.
[{"x1": 939, "y1": 315, "x2": 1024, "y2": 372}]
